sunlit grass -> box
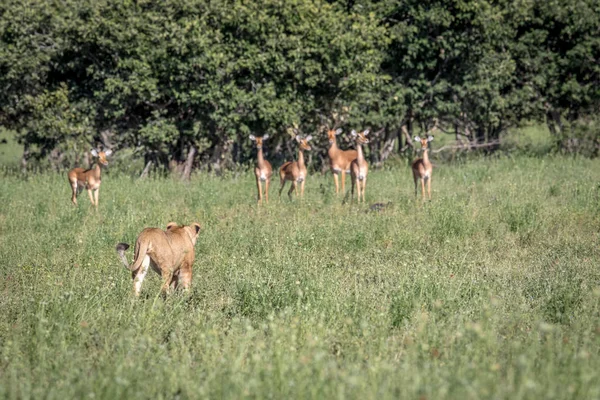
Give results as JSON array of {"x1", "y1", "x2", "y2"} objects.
[{"x1": 0, "y1": 153, "x2": 599, "y2": 399}]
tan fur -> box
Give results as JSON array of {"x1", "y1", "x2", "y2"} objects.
[
  {"x1": 116, "y1": 222, "x2": 202, "y2": 296},
  {"x1": 67, "y1": 148, "x2": 111, "y2": 208},
  {"x1": 326, "y1": 129, "x2": 357, "y2": 195},
  {"x1": 250, "y1": 135, "x2": 273, "y2": 204},
  {"x1": 350, "y1": 130, "x2": 370, "y2": 203},
  {"x1": 411, "y1": 135, "x2": 434, "y2": 201},
  {"x1": 279, "y1": 134, "x2": 312, "y2": 199}
]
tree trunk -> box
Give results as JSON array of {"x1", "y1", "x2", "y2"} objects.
[
  {"x1": 21, "y1": 143, "x2": 30, "y2": 172},
  {"x1": 181, "y1": 145, "x2": 197, "y2": 181},
  {"x1": 139, "y1": 160, "x2": 153, "y2": 179}
]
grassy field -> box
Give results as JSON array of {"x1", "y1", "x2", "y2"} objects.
[{"x1": 1, "y1": 142, "x2": 600, "y2": 399}]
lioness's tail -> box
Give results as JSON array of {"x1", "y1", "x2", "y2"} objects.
[{"x1": 116, "y1": 243, "x2": 132, "y2": 270}]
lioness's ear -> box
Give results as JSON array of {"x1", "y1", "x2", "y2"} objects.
[
  {"x1": 191, "y1": 222, "x2": 202, "y2": 235},
  {"x1": 166, "y1": 222, "x2": 178, "y2": 230}
]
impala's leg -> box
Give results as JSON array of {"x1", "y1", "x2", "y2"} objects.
[
  {"x1": 300, "y1": 180, "x2": 305, "y2": 198},
  {"x1": 341, "y1": 170, "x2": 346, "y2": 195},
  {"x1": 288, "y1": 181, "x2": 297, "y2": 200},
  {"x1": 420, "y1": 178, "x2": 426, "y2": 201},
  {"x1": 427, "y1": 177, "x2": 432, "y2": 200},
  {"x1": 87, "y1": 188, "x2": 94, "y2": 206},
  {"x1": 265, "y1": 179, "x2": 270, "y2": 204},
  {"x1": 333, "y1": 173, "x2": 339, "y2": 194},
  {"x1": 70, "y1": 180, "x2": 78, "y2": 205},
  {"x1": 413, "y1": 176, "x2": 418, "y2": 197},
  {"x1": 362, "y1": 177, "x2": 367, "y2": 203},
  {"x1": 256, "y1": 178, "x2": 263, "y2": 204},
  {"x1": 133, "y1": 255, "x2": 151, "y2": 297},
  {"x1": 279, "y1": 178, "x2": 286, "y2": 198},
  {"x1": 94, "y1": 187, "x2": 100, "y2": 208},
  {"x1": 351, "y1": 177, "x2": 356, "y2": 202}
]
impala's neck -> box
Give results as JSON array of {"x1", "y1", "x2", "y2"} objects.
[
  {"x1": 356, "y1": 142, "x2": 365, "y2": 163},
  {"x1": 257, "y1": 147, "x2": 266, "y2": 167},
  {"x1": 298, "y1": 149, "x2": 305, "y2": 168},
  {"x1": 328, "y1": 140, "x2": 339, "y2": 157},
  {"x1": 422, "y1": 147, "x2": 430, "y2": 165},
  {"x1": 93, "y1": 163, "x2": 102, "y2": 180}
]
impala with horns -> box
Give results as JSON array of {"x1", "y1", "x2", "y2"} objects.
[
  {"x1": 67, "y1": 148, "x2": 112, "y2": 208},
  {"x1": 326, "y1": 128, "x2": 357, "y2": 195}
]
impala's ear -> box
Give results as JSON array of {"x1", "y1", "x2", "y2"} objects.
[
  {"x1": 262, "y1": 134, "x2": 269, "y2": 140},
  {"x1": 191, "y1": 222, "x2": 202, "y2": 235},
  {"x1": 363, "y1": 129, "x2": 370, "y2": 136},
  {"x1": 90, "y1": 149, "x2": 99, "y2": 157},
  {"x1": 351, "y1": 129, "x2": 357, "y2": 137},
  {"x1": 305, "y1": 135, "x2": 313, "y2": 142},
  {"x1": 166, "y1": 222, "x2": 178, "y2": 231},
  {"x1": 413, "y1": 136, "x2": 421, "y2": 142},
  {"x1": 295, "y1": 135, "x2": 301, "y2": 142},
  {"x1": 335, "y1": 128, "x2": 342, "y2": 135},
  {"x1": 249, "y1": 135, "x2": 256, "y2": 141},
  {"x1": 104, "y1": 149, "x2": 113, "y2": 156},
  {"x1": 427, "y1": 135, "x2": 435, "y2": 142}
]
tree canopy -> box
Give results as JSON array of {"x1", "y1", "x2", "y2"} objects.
[{"x1": 1, "y1": 0, "x2": 598, "y2": 172}]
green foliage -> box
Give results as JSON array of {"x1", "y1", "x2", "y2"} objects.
[{"x1": 0, "y1": 0, "x2": 599, "y2": 170}]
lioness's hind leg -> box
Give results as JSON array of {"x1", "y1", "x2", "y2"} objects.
[
  {"x1": 169, "y1": 271, "x2": 179, "y2": 291},
  {"x1": 161, "y1": 270, "x2": 174, "y2": 296},
  {"x1": 178, "y1": 264, "x2": 192, "y2": 291},
  {"x1": 133, "y1": 255, "x2": 151, "y2": 296}
]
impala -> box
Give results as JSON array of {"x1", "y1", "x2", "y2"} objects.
[
  {"x1": 279, "y1": 134, "x2": 312, "y2": 199},
  {"x1": 350, "y1": 129, "x2": 369, "y2": 203},
  {"x1": 250, "y1": 134, "x2": 273, "y2": 204},
  {"x1": 412, "y1": 134, "x2": 435, "y2": 200},
  {"x1": 326, "y1": 128, "x2": 357, "y2": 195},
  {"x1": 67, "y1": 148, "x2": 112, "y2": 208}
]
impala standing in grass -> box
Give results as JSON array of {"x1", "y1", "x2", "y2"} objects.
[
  {"x1": 326, "y1": 128, "x2": 357, "y2": 195},
  {"x1": 279, "y1": 134, "x2": 312, "y2": 199},
  {"x1": 412, "y1": 131, "x2": 435, "y2": 201},
  {"x1": 67, "y1": 148, "x2": 111, "y2": 208},
  {"x1": 250, "y1": 134, "x2": 273, "y2": 204},
  {"x1": 350, "y1": 129, "x2": 369, "y2": 203}
]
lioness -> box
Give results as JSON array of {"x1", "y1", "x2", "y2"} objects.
[{"x1": 116, "y1": 222, "x2": 201, "y2": 296}]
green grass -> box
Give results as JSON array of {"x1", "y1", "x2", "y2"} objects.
[{"x1": 1, "y1": 154, "x2": 599, "y2": 399}]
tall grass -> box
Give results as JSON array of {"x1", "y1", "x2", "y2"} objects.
[{"x1": 0, "y1": 154, "x2": 599, "y2": 399}]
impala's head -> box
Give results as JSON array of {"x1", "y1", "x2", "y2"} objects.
[
  {"x1": 296, "y1": 134, "x2": 313, "y2": 151},
  {"x1": 351, "y1": 129, "x2": 370, "y2": 144},
  {"x1": 327, "y1": 128, "x2": 343, "y2": 145},
  {"x1": 91, "y1": 148, "x2": 112, "y2": 166},
  {"x1": 249, "y1": 134, "x2": 269, "y2": 149},
  {"x1": 413, "y1": 135, "x2": 434, "y2": 150}
]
